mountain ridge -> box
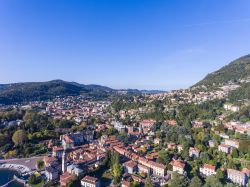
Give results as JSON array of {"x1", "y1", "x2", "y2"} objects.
[
  {"x1": 194, "y1": 54, "x2": 250, "y2": 88},
  {"x1": 0, "y1": 80, "x2": 165, "y2": 105}
]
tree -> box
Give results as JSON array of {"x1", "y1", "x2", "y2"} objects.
[
  {"x1": 169, "y1": 172, "x2": 187, "y2": 187},
  {"x1": 231, "y1": 148, "x2": 239, "y2": 158},
  {"x1": 0, "y1": 133, "x2": 9, "y2": 147},
  {"x1": 111, "y1": 152, "x2": 122, "y2": 184},
  {"x1": 145, "y1": 174, "x2": 154, "y2": 187},
  {"x1": 158, "y1": 150, "x2": 172, "y2": 164},
  {"x1": 189, "y1": 176, "x2": 203, "y2": 187},
  {"x1": 130, "y1": 181, "x2": 140, "y2": 187},
  {"x1": 204, "y1": 175, "x2": 223, "y2": 187},
  {"x1": 216, "y1": 169, "x2": 226, "y2": 183},
  {"x1": 12, "y1": 130, "x2": 27, "y2": 146},
  {"x1": 28, "y1": 174, "x2": 37, "y2": 184},
  {"x1": 239, "y1": 139, "x2": 250, "y2": 154},
  {"x1": 37, "y1": 160, "x2": 45, "y2": 170},
  {"x1": 67, "y1": 178, "x2": 81, "y2": 187}
]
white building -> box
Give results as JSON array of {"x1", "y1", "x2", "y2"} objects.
[
  {"x1": 149, "y1": 161, "x2": 166, "y2": 177},
  {"x1": 200, "y1": 164, "x2": 216, "y2": 176},
  {"x1": 112, "y1": 121, "x2": 126, "y2": 132},
  {"x1": 218, "y1": 144, "x2": 231, "y2": 154},
  {"x1": 209, "y1": 140, "x2": 215, "y2": 148},
  {"x1": 171, "y1": 160, "x2": 185, "y2": 175},
  {"x1": 81, "y1": 175, "x2": 100, "y2": 187},
  {"x1": 227, "y1": 169, "x2": 248, "y2": 187},
  {"x1": 224, "y1": 104, "x2": 240, "y2": 112},
  {"x1": 189, "y1": 147, "x2": 200, "y2": 158},
  {"x1": 67, "y1": 164, "x2": 83, "y2": 176},
  {"x1": 225, "y1": 139, "x2": 239, "y2": 149}
]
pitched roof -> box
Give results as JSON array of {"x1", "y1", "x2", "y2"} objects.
[
  {"x1": 242, "y1": 168, "x2": 250, "y2": 176},
  {"x1": 124, "y1": 160, "x2": 137, "y2": 168},
  {"x1": 227, "y1": 169, "x2": 246, "y2": 177},
  {"x1": 52, "y1": 146, "x2": 64, "y2": 152},
  {"x1": 64, "y1": 135, "x2": 74, "y2": 143},
  {"x1": 82, "y1": 175, "x2": 98, "y2": 184},
  {"x1": 149, "y1": 161, "x2": 165, "y2": 170},
  {"x1": 203, "y1": 164, "x2": 216, "y2": 170},
  {"x1": 171, "y1": 160, "x2": 185, "y2": 169}
]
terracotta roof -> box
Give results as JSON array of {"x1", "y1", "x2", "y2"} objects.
[
  {"x1": 53, "y1": 146, "x2": 64, "y2": 152},
  {"x1": 64, "y1": 135, "x2": 74, "y2": 143},
  {"x1": 219, "y1": 144, "x2": 230, "y2": 148},
  {"x1": 131, "y1": 174, "x2": 143, "y2": 182},
  {"x1": 171, "y1": 160, "x2": 185, "y2": 169},
  {"x1": 203, "y1": 164, "x2": 216, "y2": 170},
  {"x1": 138, "y1": 164, "x2": 150, "y2": 170},
  {"x1": 227, "y1": 169, "x2": 245, "y2": 177},
  {"x1": 149, "y1": 161, "x2": 165, "y2": 170},
  {"x1": 124, "y1": 160, "x2": 137, "y2": 168},
  {"x1": 82, "y1": 175, "x2": 98, "y2": 184},
  {"x1": 166, "y1": 120, "x2": 177, "y2": 125},
  {"x1": 60, "y1": 172, "x2": 76, "y2": 186},
  {"x1": 190, "y1": 147, "x2": 200, "y2": 153},
  {"x1": 242, "y1": 168, "x2": 250, "y2": 176},
  {"x1": 43, "y1": 156, "x2": 58, "y2": 166}
]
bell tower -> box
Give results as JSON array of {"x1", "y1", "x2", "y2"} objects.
[{"x1": 62, "y1": 151, "x2": 67, "y2": 173}]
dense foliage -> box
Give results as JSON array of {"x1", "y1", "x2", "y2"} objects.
[
  {"x1": 228, "y1": 82, "x2": 250, "y2": 102},
  {"x1": 0, "y1": 109, "x2": 76, "y2": 158},
  {"x1": 226, "y1": 105, "x2": 250, "y2": 123},
  {"x1": 111, "y1": 96, "x2": 145, "y2": 112}
]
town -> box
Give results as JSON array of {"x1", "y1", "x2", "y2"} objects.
[{"x1": 0, "y1": 78, "x2": 249, "y2": 187}]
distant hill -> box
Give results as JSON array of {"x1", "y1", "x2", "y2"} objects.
[
  {"x1": 194, "y1": 54, "x2": 250, "y2": 88},
  {"x1": 0, "y1": 80, "x2": 162, "y2": 105},
  {"x1": 0, "y1": 80, "x2": 115, "y2": 104}
]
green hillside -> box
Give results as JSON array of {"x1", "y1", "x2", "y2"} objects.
[
  {"x1": 194, "y1": 54, "x2": 250, "y2": 87},
  {"x1": 0, "y1": 80, "x2": 114, "y2": 104},
  {"x1": 228, "y1": 82, "x2": 250, "y2": 102}
]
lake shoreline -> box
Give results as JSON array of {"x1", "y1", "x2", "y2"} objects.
[{"x1": 0, "y1": 169, "x2": 24, "y2": 187}]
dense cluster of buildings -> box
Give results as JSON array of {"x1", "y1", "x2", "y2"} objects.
[
  {"x1": 0, "y1": 79, "x2": 249, "y2": 186},
  {"x1": 147, "y1": 81, "x2": 243, "y2": 105},
  {"x1": 45, "y1": 96, "x2": 111, "y2": 123},
  {"x1": 35, "y1": 113, "x2": 250, "y2": 187}
]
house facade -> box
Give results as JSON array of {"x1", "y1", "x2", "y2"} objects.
[
  {"x1": 227, "y1": 169, "x2": 248, "y2": 187},
  {"x1": 171, "y1": 160, "x2": 185, "y2": 175},
  {"x1": 45, "y1": 167, "x2": 59, "y2": 181},
  {"x1": 218, "y1": 144, "x2": 231, "y2": 154},
  {"x1": 81, "y1": 175, "x2": 100, "y2": 187},
  {"x1": 123, "y1": 160, "x2": 138, "y2": 174},
  {"x1": 189, "y1": 147, "x2": 200, "y2": 158},
  {"x1": 200, "y1": 164, "x2": 216, "y2": 176},
  {"x1": 225, "y1": 139, "x2": 239, "y2": 149}
]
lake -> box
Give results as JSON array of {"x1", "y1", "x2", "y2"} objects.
[{"x1": 0, "y1": 169, "x2": 24, "y2": 187}]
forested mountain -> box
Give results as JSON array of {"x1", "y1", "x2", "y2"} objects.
[
  {"x1": 0, "y1": 80, "x2": 115, "y2": 104},
  {"x1": 0, "y1": 80, "x2": 160, "y2": 105},
  {"x1": 194, "y1": 54, "x2": 250, "y2": 87}
]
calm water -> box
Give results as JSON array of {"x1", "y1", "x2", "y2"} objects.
[{"x1": 0, "y1": 169, "x2": 24, "y2": 187}]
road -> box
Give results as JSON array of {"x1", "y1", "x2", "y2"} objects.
[{"x1": 0, "y1": 156, "x2": 44, "y2": 170}]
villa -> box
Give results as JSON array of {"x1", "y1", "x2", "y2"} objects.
[
  {"x1": 81, "y1": 175, "x2": 100, "y2": 187},
  {"x1": 171, "y1": 159, "x2": 185, "y2": 175},
  {"x1": 200, "y1": 164, "x2": 216, "y2": 176}
]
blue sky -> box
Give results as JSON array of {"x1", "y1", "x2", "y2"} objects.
[{"x1": 1, "y1": 0, "x2": 250, "y2": 90}]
